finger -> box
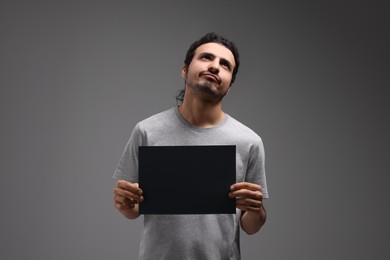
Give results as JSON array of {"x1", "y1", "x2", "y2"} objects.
[
  {"x1": 116, "y1": 180, "x2": 143, "y2": 195},
  {"x1": 114, "y1": 188, "x2": 143, "y2": 204},
  {"x1": 236, "y1": 204, "x2": 262, "y2": 213},
  {"x1": 114, "y1": 198, "x2": 136, "y2": 211},
  {"x1": 229, "y1": 189, "x2": 262, "y2": 200},
  {"x1": 113, "y1": 192, "x2": 137, "y2": 204},
  {"x1": 113, "y1": 187, "x2": 144, "y2": 202},
  {"x1": 230, "y1": 182, "x2": 261, "y2": 192},
  {"x1": 236, "y1": 198, "x2": 262, "y2": 208},
  {"x1": 116, "y1": 180, "x2": 143, "y2": 194},
  {"x1": 236, "y1": 198, "x2": 263, "y2": 212}
]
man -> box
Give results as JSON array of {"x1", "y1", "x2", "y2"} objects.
[{"x1": 113, "y1": 32, "x2": 269, "y2": 260}]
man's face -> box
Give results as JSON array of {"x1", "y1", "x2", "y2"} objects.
[{"x1": 182, "y1": 42, "x2": 236, "y2": 103}]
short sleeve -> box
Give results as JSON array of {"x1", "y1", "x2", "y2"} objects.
[
  {"x1": 245, "y1": 140, "x2": 269, "y2": 199},
  {"x1": 113, "y1": 123, "x2": 143, "y2": 183}
]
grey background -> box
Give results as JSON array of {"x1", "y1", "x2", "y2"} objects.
[{"x1": 1, "y1": 1, "x2": 389, "y2": 259}]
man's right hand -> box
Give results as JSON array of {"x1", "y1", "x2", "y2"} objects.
[{"x1": 113, "y1": 180, "x2": 143, "y2": 219}]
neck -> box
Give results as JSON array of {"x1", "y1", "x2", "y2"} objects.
[{"x1": 178, "y1": 93, "x2": 225, "y2": 128}]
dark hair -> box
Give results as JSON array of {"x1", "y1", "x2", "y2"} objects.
[{"x1": 176, "y1": 32, "x2": 240, "y2": 103}]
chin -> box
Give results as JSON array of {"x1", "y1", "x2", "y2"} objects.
[
  {"x1": 200, "y1": 86, "x2": 226, "y2": 102},
  {"x1": 188, "y1": 80, "x2": 225, "y2": 101}
]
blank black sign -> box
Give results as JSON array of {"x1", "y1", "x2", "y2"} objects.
[{"x1": 138, "y1": 145, "x2": 236, "y2": 214}]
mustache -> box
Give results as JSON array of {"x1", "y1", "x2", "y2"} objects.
[{"x1": 199, "y1": 71, "x2": 221, "y2": 84}]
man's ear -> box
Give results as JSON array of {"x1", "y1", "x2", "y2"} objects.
[{"x1": 181, "y1": 66, "x2": 187, "y2": 79}]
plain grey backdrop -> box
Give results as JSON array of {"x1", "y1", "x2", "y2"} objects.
[{"x1": 1, "y1": 1, "x2": 389, "y2": 259}]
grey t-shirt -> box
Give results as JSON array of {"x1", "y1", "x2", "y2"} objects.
[{"x1": 114, "y1": 107, "x2": 269, "y2": 260}]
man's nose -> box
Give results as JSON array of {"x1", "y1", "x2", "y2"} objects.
[{"x1": 208, "y1": 60, "x2": 219, "y2": 73}]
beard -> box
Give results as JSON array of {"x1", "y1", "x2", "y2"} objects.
[{"x1": 185, "y1": 77, "x2": 228, "y2": 103}]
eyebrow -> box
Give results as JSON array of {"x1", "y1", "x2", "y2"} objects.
[{"x1": 199, "y1": 52, "x2": 233, "y2": 70}]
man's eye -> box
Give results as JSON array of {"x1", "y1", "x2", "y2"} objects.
[
  {"x1": 202, "y1": 54, "x2": 212, "y2": 60},
  {"x1": 221, "y1": 62, "x2": 231, "y2": 70}
]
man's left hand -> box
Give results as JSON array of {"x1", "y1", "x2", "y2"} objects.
[{"x1": 229, "y1": 182, "x2": 263, "y2": 213}]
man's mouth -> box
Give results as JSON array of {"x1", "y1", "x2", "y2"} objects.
[{"x1": 200, "y1": 72, "x2": 221, "y2": 84}]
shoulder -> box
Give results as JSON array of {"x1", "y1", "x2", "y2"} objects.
[
  {"x1": 225, "y1": 114, "x2": 263, "y2": 144},
  {"x1": 137, "y1": 107, "x2": 176, "y2": 131}
]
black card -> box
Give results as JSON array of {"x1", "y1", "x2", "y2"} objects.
[{"x1": 138, "y1": 145, "x2": 236, "y2": 214}]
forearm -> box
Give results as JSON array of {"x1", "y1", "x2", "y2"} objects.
[{"x1": 240, "y1": 205, "x2": 267, "y2": 235}]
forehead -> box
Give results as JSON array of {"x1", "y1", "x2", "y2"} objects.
[{"x1": 194, "y1": 42, "x2": 236, "y2": 67}]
